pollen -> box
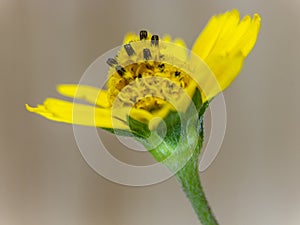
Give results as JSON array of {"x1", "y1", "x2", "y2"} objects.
[{"x1": 106, "y1": 31, "x2": 192, "y2": 112}]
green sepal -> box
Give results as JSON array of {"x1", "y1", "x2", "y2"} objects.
[
  {"x1": 127, "y1": 115, "x2": 151, "y2": 139},
  {"x1": 101, "y1": 127, "x2": 135, "y2": 137},
  {"x1": 101, "y1": 115, "x2": 151, "y2": 138},
  {"x1": 192, "y1": 87, "x2": 203, "y2": 114},
  {"x1": 146, "y1": 88, "x2": 207, "y2": 167},
  {"x1": 109, "y1": 88, "x2": 209, "y2": 169}
]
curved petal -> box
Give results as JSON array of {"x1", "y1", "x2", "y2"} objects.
[
  {"x1": 26, "y1": 98, "x2": 129, "y2": 130},
  {"x1": 191, "y1": 10, "x2": 261, "y2": 98},
  {"x1": 57, "y1": 84, "x2": 110, "y2": 108}
]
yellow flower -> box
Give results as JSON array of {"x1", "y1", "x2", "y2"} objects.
[{"x1": 26, "y1": 9, "x2": 261, "y2": 132}]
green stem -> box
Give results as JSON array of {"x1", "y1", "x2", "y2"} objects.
[{"x1": 175, "y1": 155, "x2": 219, "y2": 225}]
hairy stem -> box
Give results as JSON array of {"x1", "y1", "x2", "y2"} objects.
[{"x1": 176, "y1": 155, "x2": 219, "y2": 225}]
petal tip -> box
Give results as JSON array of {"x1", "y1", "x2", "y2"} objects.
[
  {"x1": 25, "y1": 104, "x2": 34, "y2": 112},
  {"x1": 253, "y1": 13, "x2": 262, "y2": 23},
  {"x1": 56, "y1": 84, "x2": 72, "y2": 93},
  {"x1": 56, "y1": 84, "x2": 79, "y2": 98},
  {"x1": 56, "y1": 84, "x2": 64, "y2": 93},
  {"x1": 230, "y1": 9, "x2": 240, "y2": 17}
]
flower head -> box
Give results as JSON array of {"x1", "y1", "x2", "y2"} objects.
[{"x1": 26, "y1": 9, "x2": 261, "y2": 134}]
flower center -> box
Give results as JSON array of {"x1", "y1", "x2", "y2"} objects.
[{"x1": 106, "y1": 30, "x2": 192, "y2": 113}]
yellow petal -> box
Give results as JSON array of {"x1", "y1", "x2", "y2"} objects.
[
  {"x1": 57, "y1": 84, "x2": 110, "y2": 108},
  {"x1": 223, "y1": 15, "x2": 252, "y2": 55},
  {"x1": 201, "y1": 52, "x2": 244, "y2": 101},
  {"x1": 123, "y1": 32, "x2": 139, "y2": 44},
  {"x1": 162, "y1": 34, "x2": 172, "y2": 43},
  {"x1": 206, "y1": 10, "x2": 241, "y2": 57},
  {"x1": 191, "y1": 10, "x2": 261, "y2": 99},
  {"x1": 26, "y1": 98, "x2": 129, "y2": 130},
  {"x1": 235, "y1": 13, "x2": 261, "y2": 57},
  {"x1": 192, "y1": 9, "x2": 261, "y2": 60},
  {"x1": 191, "y1": 10, "x2": 233, "y2": 60}
]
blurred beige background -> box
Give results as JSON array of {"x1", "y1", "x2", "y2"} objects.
[{"x1": 1, "y1": 0, "x2": 300, "y2": 224}]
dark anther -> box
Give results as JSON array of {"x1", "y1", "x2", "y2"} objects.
[
  {"x1": 124, "y1": 44, "x2": 135, "y2": 56},
  {"x1": 106, "y1": 58, "x2": 118, "y2": 67},
  {"x1": 116, "y1": 65, "x2": 126, "y2": 76},
  {"x1": 151, "y1": 35, "x2": 159, "y2": 46},
  {"x1": 140, "y1": 30, "x2": 148, "y2": 40},
  {"x1": 143, "y1": 48, "x2": 152, "y2": 60},
  {"x1": 158, "y1": 63, "x2": 165, "y2": 69},
  {"x1": 158, "y1": 63, "x2": 165, "y2": 71},
  {"x1": 175, "y1": 71, "x2": 181, "y2": 76},
  {"x1": 138, "y1": 73, "x2": 142, "y2": 78}
]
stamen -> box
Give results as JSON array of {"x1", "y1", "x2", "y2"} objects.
[
  {"x1": 106, "y1": 58, "x2": 118, "y2": 67},
  {"x1": 115, "y1": 65, "x2": 126, "y2": 76},
  {"x1": 151, "y1": 35, "x2": 159, "y2": 46},
  {"x1": 124, "y1": 44, "x2": 135, "y2": 56},
  {"x1": 175, "y1": 71, "x2": 181, "y2": 76},
  {"x1": 143, "y1": 48, "x2": 152, "y2": 60},
  {"x1": 158, "y1": 63, "x2": 165, "y2": 72},
  {"x1": 140, "y1": 30, "x2": 148, "y2": 40}
]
